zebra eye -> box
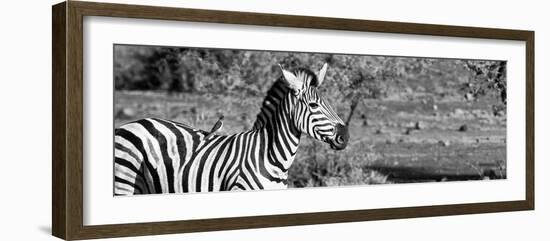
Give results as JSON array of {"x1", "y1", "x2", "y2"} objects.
[{"x1": 308, "y1": 102, "x2": 319, "y2": 108}]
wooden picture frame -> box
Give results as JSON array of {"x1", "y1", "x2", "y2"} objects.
[{"x1": 52, "y1": 1, "x2": 534, "y2": 240}]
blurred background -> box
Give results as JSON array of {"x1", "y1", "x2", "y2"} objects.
[{"x1": 114, "y1": 44, "x2": 507, "y2": 187}]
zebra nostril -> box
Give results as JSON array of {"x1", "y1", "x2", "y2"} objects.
[{"x1": 336, "y1": 135, "x2": 344, "y2": 144}]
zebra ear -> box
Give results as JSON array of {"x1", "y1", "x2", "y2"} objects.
[
  {"x1": 315, "y1": 63, "x2": 328, "y2": 87},
  {"x1": 279, "y1": 64, "x2": 303, "y2": 92}
]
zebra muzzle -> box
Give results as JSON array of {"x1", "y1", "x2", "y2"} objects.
[{"x1": 328, "y1": 124, "x2": 349, "y2": 150}]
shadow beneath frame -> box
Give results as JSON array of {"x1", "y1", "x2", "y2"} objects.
[{"x1": 38, "y1": 225, "x2": 51, "y2": 235}]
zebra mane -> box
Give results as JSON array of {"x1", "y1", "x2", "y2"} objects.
[{"x1": 252, "y1": 68, "x2": 317, "y2": 130}]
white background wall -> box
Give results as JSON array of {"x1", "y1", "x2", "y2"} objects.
[{"x1": 0, "y1": 0, "x2": 547, "y2": 240}]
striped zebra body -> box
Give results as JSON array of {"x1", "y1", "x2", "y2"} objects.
[{"x1": 114, "y1": 64, "x2": 349, "y2": 195}]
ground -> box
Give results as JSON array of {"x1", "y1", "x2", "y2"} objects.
[{"x1": 114, "y1": 89, "x2": 506, "y2": 187}]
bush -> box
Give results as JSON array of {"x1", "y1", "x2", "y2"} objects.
[{"x1": 289, "y1": 139, "x2": 388, "y2": 187}]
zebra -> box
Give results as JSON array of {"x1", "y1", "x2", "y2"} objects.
[{"x1": 114, "y1": 63, "x2": 349, "y2": 195}]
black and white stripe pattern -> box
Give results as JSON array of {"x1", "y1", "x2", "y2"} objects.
[{"x1": 114, "y1": 64, "x2": 349, "y2": 195}]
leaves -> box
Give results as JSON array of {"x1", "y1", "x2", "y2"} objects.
[{"x1": 462, "y1": 60, "x2": 507, "y2": 104}]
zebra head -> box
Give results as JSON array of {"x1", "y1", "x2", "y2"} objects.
[{"x1": 280, "y1": 63, "x2": 349, "y2": 150}]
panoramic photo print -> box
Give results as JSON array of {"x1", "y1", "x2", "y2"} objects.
[{"x1": 113, "y1": 44, "x2": 507, "y2": 196}]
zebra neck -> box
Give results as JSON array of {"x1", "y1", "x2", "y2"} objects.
[{"x1": 262, "y1": 94, "x2": 301, "y2": 172}]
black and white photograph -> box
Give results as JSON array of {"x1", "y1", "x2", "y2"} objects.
[
  {"x1": 2, "y1": 0, "x2": 544, "y2": 240},
  {"x1": 113, "y1": 44, "x2": 507, "y2": 195}
]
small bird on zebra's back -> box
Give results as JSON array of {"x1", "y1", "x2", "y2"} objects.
[{"x1": 205, "y1": 115, "x2": 224, "y2": 139}]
